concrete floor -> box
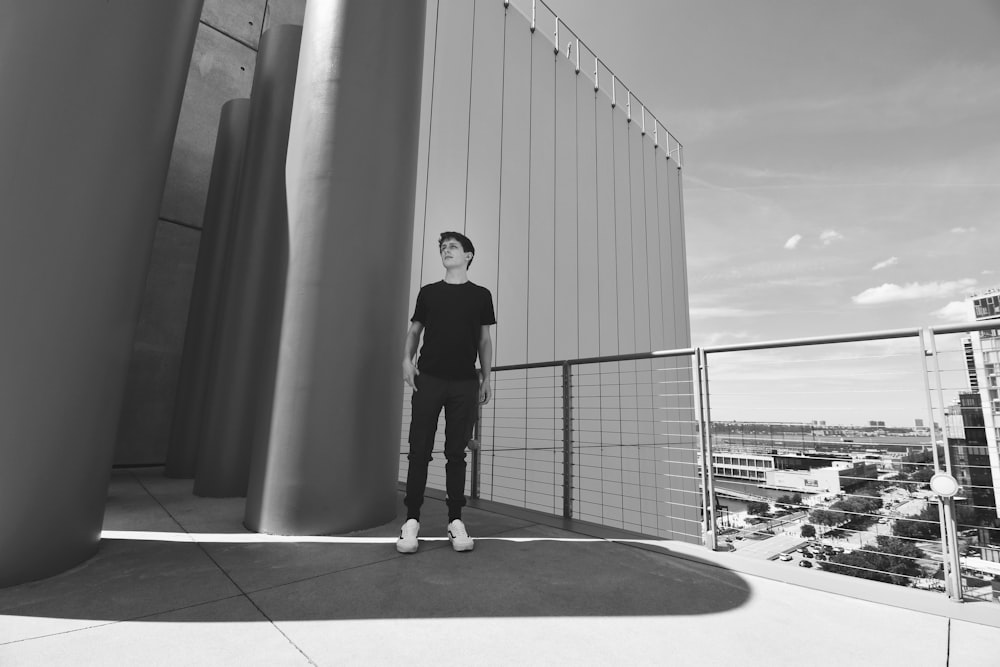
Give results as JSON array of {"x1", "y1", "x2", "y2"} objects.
[{"x1": 1, "y1": 468, "x2": 998, "y2": 666}]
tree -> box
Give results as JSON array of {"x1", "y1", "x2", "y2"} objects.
[
  {"x1": 800, "y1": 524, "x2": 816, "y2": 538},
  {"x1": 747, "y1": 501, "x2": 769, "y2": 516},
  {"x1": 777, "y1": 493, "x2": 803, "y2": 507},
  {"x1": 809, "y1": 508, "x2": 842, "y2": 528},
  {"x1": 894, "y1": 503, "x2": 984, "y2": 540},
  {"x1": 893, "y1": 504, "x2": 940, "y2": 540},
  {"x1": 822, "y1": 536, "x2": 926, "y2": 586}
]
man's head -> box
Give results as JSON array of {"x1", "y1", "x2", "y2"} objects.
[{"x1": 439, "y1": 231, "x2": 475, "y2": 269}]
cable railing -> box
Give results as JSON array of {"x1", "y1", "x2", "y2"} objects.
[{"x1": 399, "y1": 319, "x2": 1000, "y2": 603}]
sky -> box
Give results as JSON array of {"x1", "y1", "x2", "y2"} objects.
[{"x1": 532, "y1": 0, "x2": 1000, "y2": 426}]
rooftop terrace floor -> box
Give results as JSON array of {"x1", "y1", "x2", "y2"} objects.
[{"x1": 1, "y1": 468, "x2": 998, "y2": 666}]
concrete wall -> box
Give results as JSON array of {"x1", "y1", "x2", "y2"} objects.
[{"x1": 114, "y1": 0, "x2": 306, "y2": 465}]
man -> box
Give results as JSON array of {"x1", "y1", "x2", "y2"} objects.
[{"x1": 398, "y1": 231, "x2": 495, "y2": 554}]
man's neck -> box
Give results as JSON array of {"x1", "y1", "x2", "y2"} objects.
[{"x1": 443, "y1": 267, "x2": 469, "y2": 284}]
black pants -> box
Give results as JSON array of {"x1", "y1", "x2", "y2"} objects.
[{"x1": 404, "y1": 373, "x2": 479, "y2": 522}]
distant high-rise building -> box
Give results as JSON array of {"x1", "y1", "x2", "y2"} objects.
[
  {"x1": 964, "y1": 288, "x2": 1000, "y2": 516},
  {"x1": 946, "y1": 392, "x2": 991, "y2": 508}
]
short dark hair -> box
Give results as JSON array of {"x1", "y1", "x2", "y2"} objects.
[{"x1": 438, "y1": 231, "x2": 475, "y2": 268}]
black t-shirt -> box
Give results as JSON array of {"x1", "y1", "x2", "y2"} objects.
[{"x1": 411, "y1": 280, "x2": 496, "y2": 380}]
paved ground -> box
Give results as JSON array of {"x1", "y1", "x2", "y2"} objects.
[{"x1": 1, "y1": 468, "x2": 998, "y2": 666}]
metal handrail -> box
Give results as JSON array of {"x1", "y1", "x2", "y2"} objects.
[
  {"x1": 703, "y1": 327, "x2": 922, "y2": 354},
  {"x1": 931, "y1": 320, "x2": 1000, "y2": 335},
  {"x1": 492, "y1": 347, "x2": 696, "y2": 373},
  {"x1": 463, "y1": 320, "x2": 1000, "y2": 602}
]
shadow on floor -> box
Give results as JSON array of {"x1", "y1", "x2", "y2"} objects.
[{"x1": 0, "y1": 468, "x2": 752, "y2": 626}]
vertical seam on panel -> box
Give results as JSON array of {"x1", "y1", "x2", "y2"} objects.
[
  {"x1": 626, "y1": 126, "x2": 634, "y2": 526},
  {"x1": 677, "y1": 169, "x2": 691, "y2": 344},
  {"x1": 552, "y1": 56, "x2": 557, "y2": 512},
  {"x1": 573, "y1": 72, "x2": 580, "y2": 360},
  {"x1": 655, "y1": 153, "x2": 666, "y2": 351},
  {"x1": 462, "y1": 1, "x2": 478, "y2": 235},
  {"x1": 419, "y1": 0, "x2": 442, "y2": 285},
  {"x1": 593, "y1": 91, "x2": 600, "y2": 358},
  {"x1": 642, "y1": 138, "x2": 652, "y2": 355},
  {"x1": 491, "y1": 4, "x2": 509, "y2": 504},
  {"x1": 495, "y1": 7, "x2": 508, "y2": 370},
  {"x1": 592, "y1": 90, "x2": 604, "y2": 525},
  {"x1": 611, "y1": 112, "x2": 619, "y2": 357},
  {"x1": 524, "y1": 27, "x2": 533, "y2": 507},
  {"x1": 552, "y1": 56, "x2": 557, "y2": 364},
  {"x1": 611, "y1": 108, "x2": 622, "y2": 526},
  {"x1": 652, "y1": 149, "x2": 667, "y2": 538},
  {"x1": 626, "y1": 126, "x2": 636, "y2": 355},
  {"x1": 640, "y1": 138, "x2": 653, "y2": 535}
]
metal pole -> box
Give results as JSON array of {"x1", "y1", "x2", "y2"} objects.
[
  {"x1": 927, "y1": 329, "x2": 966, "y2": 600},
  {"x1": 694, "y1": 349, "x2": 718, "y2": 550},
  {"x1": 562, "y1": 361, "x2": 574, "y2": 519},
  {"x1": 918, "y1": 329, "x2": 963, "y2": 600}
]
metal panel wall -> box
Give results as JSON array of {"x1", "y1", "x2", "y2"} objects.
[
  {"x1": 576, "y1": 76, "x2": 600, "y2": 359},
  {"x1": 527, "y1": 33, "x2": 556, "y2": 365},
  {"x1": 554, "y1": 50, "x2": 579, "y2": 361},
  {"x1": 401, "y1": 0, "x2": 695, "y2": 540}
]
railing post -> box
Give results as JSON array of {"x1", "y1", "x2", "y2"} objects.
[
  {"x1": 562, "y1": 361, "x2": 574, "y2": 519},
  {"x1": 694, "y1": 348, "x2": 718, "y2": 550},
  {"x1": 918, "y1": 329, "x2": 964, "y2": 600}
]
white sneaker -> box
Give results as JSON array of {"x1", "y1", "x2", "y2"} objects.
[
  {"x1": 396, "y1": 519, "x2": 419, "y2": 554},
  {"x1": 447, "y1": 519, "x2": 474, "y2": 552}
]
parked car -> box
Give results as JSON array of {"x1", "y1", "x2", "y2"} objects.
[
  {"x1": 778, "y1": 553, "x2": 793, "y2": 562},
  {"x1": 798, "y1": 560, "x2": 813, "y2": 568}
]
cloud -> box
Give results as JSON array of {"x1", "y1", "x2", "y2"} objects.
[
  {"x1": 872, "y1": 256, "x2": 899, "y2": 271},
  {"x1": 851, "y1": 279, "x2": 977, "y2": 305},
  {"x1": 951, "y1": 227, "x2": 978, "y2": 234},
  {"x1": 690, "y1": 307, "x2": 769, "y2": 319},
  {"x1": 783, "y1": 234, "x2": 802, "y2": 249},
  {"x1": 932, "y1": 300, "x2": 973, "y2": 324},
  {"x1": 820, "y1": 229, "x2": 844, "y2": 245},
  {"x1": 985, "y1": 270, "x2": 996, "y2": 275}
]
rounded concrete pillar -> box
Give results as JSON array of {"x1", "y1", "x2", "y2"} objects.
[
  {"x1": 166, "y1": 99, "x2": 251, "y2": 479},
  {"x1": 194, "y1": 27, "x2": 302, "y2": 498},
  {"x1": 245, "y1": 0, "x2": 427, "y2": 534},
  {"x1": 0, "y1": 0, "x2": 203, "y2": 587}
]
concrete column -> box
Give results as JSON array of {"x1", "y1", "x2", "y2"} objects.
[
  {"x1": 194, "y1": 27, "x2": 302, "y2": 498},
  {"x1": 245, "y1": 0, "x2": 427, "y2": 534},
  {"x1": 0, "y1": 0, "x2": 203, "y2": 587},
  {"x1": 166, "y1": 99, "x2": 251, "y2": 479}
]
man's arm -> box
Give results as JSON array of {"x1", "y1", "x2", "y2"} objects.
[
  {"x1": 478, "y1": 324, "x2": 493, "y2": 404},
  {"x1": 403, "y1": 321, "x2": 423, "y2": 390}
]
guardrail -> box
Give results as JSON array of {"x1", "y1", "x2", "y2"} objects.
[{"x1": 400, "y1": 320, "x2": 1000, "y2": 603}]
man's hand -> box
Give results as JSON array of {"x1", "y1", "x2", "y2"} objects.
[
  {"x1": 479, "y1": 377, "x2": 491, "y2": 405},
  {"x1": 403, "y1": 359, "x2": 419, "y2": 391}
]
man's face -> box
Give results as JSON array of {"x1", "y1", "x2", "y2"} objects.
[{"x1": 440, "y1": 238, "x2": 471, "y2": 269}]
